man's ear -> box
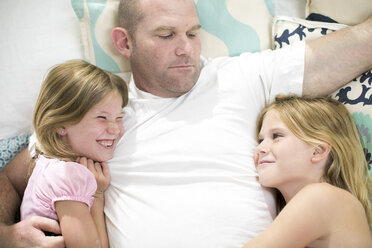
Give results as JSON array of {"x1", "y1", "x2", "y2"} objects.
[
  {"x1": 112, "y1": 27, "x2": 131, "y2": 58},
  {"x1": 311, "y1": 143, "x2": 331, "y2": 163}
]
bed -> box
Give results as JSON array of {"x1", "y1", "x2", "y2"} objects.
[{"x1": 0, "y1": 0, "x2": 371, "y2": 178}]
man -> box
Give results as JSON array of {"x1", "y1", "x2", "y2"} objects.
[{"x1": 1, "y1": 0, "x2": 371, "y2": 247}]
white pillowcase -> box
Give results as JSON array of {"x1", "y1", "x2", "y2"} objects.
[{"x1": 0, "y1": 0, "x2": 83, "y2": 139}]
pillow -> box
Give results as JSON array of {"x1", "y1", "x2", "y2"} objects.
[
  {"x1": 0, "y1": 0, "x2": 83, "y2": 140},
  {"x1": 273, "y1": 16, "x2": 372, "y2": 176},
  {"x1": 305, "y1": 0, "x2": 372, "y2": 26},
  {"x1": 0, "y1": 0, "x2": 83, "y2": 166},
  {"x1": 0, "y1": 134, "x2": 30, "y2": 170},
  {"x1": 77, "y1": 0, "x2": 276, "y2": 73}
]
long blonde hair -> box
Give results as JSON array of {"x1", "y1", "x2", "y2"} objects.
[
  {"x1": 256, "y1": 95, "x2": 372, "y2": 228},
  {"x1": 31, "y1": 60, "x2": 128, "y2": 166}
]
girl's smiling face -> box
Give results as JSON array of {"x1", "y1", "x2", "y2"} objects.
[
  {"x1": 255, "y1": 110, "x2": 316, "y2": 192},
  {"x1": 62, "y1": 90, "x2": 125, "y2": 162}
]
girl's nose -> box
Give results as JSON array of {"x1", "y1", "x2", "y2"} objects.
[
  {"x1": 254, "y1": 144, "x2": 268, "y2": 166},
  {"x1": 107, "y1": 122, "x2": 120, "y2": 135},
  {"x1": 256, "y1": 141, "x2": 269, "y2": 154},
  {"x1": 258, "y1": 147, "x2": 268, "y2": 154}
]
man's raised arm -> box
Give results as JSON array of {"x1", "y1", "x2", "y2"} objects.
[{"x1": 303, "y1": 16, "x2": 372, "y2": 96}]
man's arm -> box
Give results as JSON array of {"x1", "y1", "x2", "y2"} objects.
[
  {"x1": 0, "y1": 216, "x2": 64, "y2": 248},
  {"x1": 0, "y1": 148, "x2": 65, "y2": 248},
  {"x1": 0, "y1": 148, "x2": 29, "y2": 224},
  {"x1": 303, "y1": 16, "x2": 372, "y2": 96}
]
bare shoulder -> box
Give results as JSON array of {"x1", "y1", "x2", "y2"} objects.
[
  {"x1": 293, "y1": 183, "x2": 372, "y2": 247},
  {"x1": 278, "y1": 183, "x2": 347, "y2": 227},
  {"x1": 292, "y1": 183, "x2": 372, "y2": 247},
  {"x1": 288, "y1": 183, "x2": 370, "y2": 231},
  {"x1": 250, "y1": 183, "x2": 371, "y2": 248},
  {"x1": 293, "y1": 183, "x2": 364, "y2": 214}
]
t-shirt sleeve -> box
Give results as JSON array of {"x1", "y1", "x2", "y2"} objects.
[
  {"x1": 42, "y1": 161, "x2": 97, "y2": 211},
  {"x1": 260, "y1": 41, "x2": 305, "y2": 102},
  {"x1": 233, "y1": 40, "x2": 305, "y2": 105}
]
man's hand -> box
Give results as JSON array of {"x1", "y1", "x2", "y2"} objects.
[{"x1": 0, "y1": 216, "x2": 65, "y2": 248}]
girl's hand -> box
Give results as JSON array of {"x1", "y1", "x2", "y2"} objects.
[{"x1": 76, "y1": 157, "x2": 110, "y2": 193}]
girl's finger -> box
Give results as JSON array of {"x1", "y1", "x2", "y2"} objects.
[
  {"x1": 78, "y1": 157, "x2": 88, "y2": 167},
  {"x1": 101, "y1": 162, "x2": 110, "y2": 177},
  {"x1": 87, "y1": 158, "x2": 95, "y2": 172},
  {"x1": 94, "y1": 162, "x2": 103, "y2": 173}
]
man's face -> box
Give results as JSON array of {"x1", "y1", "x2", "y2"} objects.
[{"x1": 129, "y1": 0, "x2": 201, "y2": 98}]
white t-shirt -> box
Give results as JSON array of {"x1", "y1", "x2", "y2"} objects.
[{"x1": 105, "y1": 42, "x2": 305, "y2": 248}]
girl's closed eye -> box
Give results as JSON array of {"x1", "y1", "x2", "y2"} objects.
[
  {"x1": 116, "y1": 112, "x2": 125, "y2": 120},
  {"x1": 97, "y1": 116, "x2": 107, "y2": 120}
]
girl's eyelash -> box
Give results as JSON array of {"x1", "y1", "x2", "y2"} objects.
[{"x1": 273, "y1": 133, "x2": 282, "y2": 139}]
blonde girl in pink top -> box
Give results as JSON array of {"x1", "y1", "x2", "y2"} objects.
[
  {"x1": 244, "y1": 95, "x2": 372, "y2": 248},
  {"x1": 20, "y1": 60, "x2": 128, "y2": 248}
]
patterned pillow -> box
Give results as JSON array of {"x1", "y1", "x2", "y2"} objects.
[
  {"x1": 273, "y1": 16, "x2": 372, "y2": 175},
  {"x1": 306, "y1": 0, "x2": 372, "y2": 26},
  {"x1": 0, "y1": 134, "x2": 30, "y2": 170},
  {"x1": 72, "y1": 0, "x2": 275, "y2": 73}
]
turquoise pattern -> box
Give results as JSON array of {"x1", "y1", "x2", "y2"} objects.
[
  {"x1": 71, "y1": 0, "x2": 121, "y2": 73},
  {"x1": 87, "y1": 0, "x2": 120, "y2": 72},
  {"x1": 353, "y1": 112, "x2": 372, "y2": 150},
  {"x1": 0, "y1": 134, "x2": 30, "y2": 170},
  {"x1": 71, "y1": 0, "x2": 84, "y2": 21},
  {"x1": 264, "y1": 0, "x2": 275, "y2": 17},
  {"x1": 353, "y1": 112, "x2": 372, "y2": 175},
  {"x1": 196, "y1": 0, "x2": 261, "y2": 55},
  {"x1": 196, "y1": 0, "x2": 274, "y2": 56}
]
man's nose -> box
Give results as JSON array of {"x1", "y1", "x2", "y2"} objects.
[{"x1": 175, "y1": 35, "x2": 192, "y2": 56}]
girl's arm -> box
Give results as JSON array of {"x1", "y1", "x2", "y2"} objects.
[
  {"x1": 78, "y1": 157, "x2": 110, "y2": 248},
  {"x1": 55, "y1": 200, "x2": 102, "y2": 248},
  {"x1": 91, "y1": 191, "x2": 109, "y2": 248},
  {"x1": 243, "y1": 183, "x2": 335, "y2": 248}
]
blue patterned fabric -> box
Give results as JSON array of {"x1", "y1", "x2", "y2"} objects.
[
  {"x1": 0, "y1": 134, "x2": 30, "y2": 169},
  {"x1": 273, "y1": 16, "x2": 372, "y2": 176}
]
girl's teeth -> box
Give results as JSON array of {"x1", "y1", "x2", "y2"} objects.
[{"x1": 98, "y1": 140, "x2": 114, "y2": 147}]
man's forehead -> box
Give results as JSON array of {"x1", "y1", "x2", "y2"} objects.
[
  {"x1": 140, "y1": 0, "x2": 198, "y2": 19},
  {"x1": 139, "y1": 0, "x2": 200, "y2": 31}
]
